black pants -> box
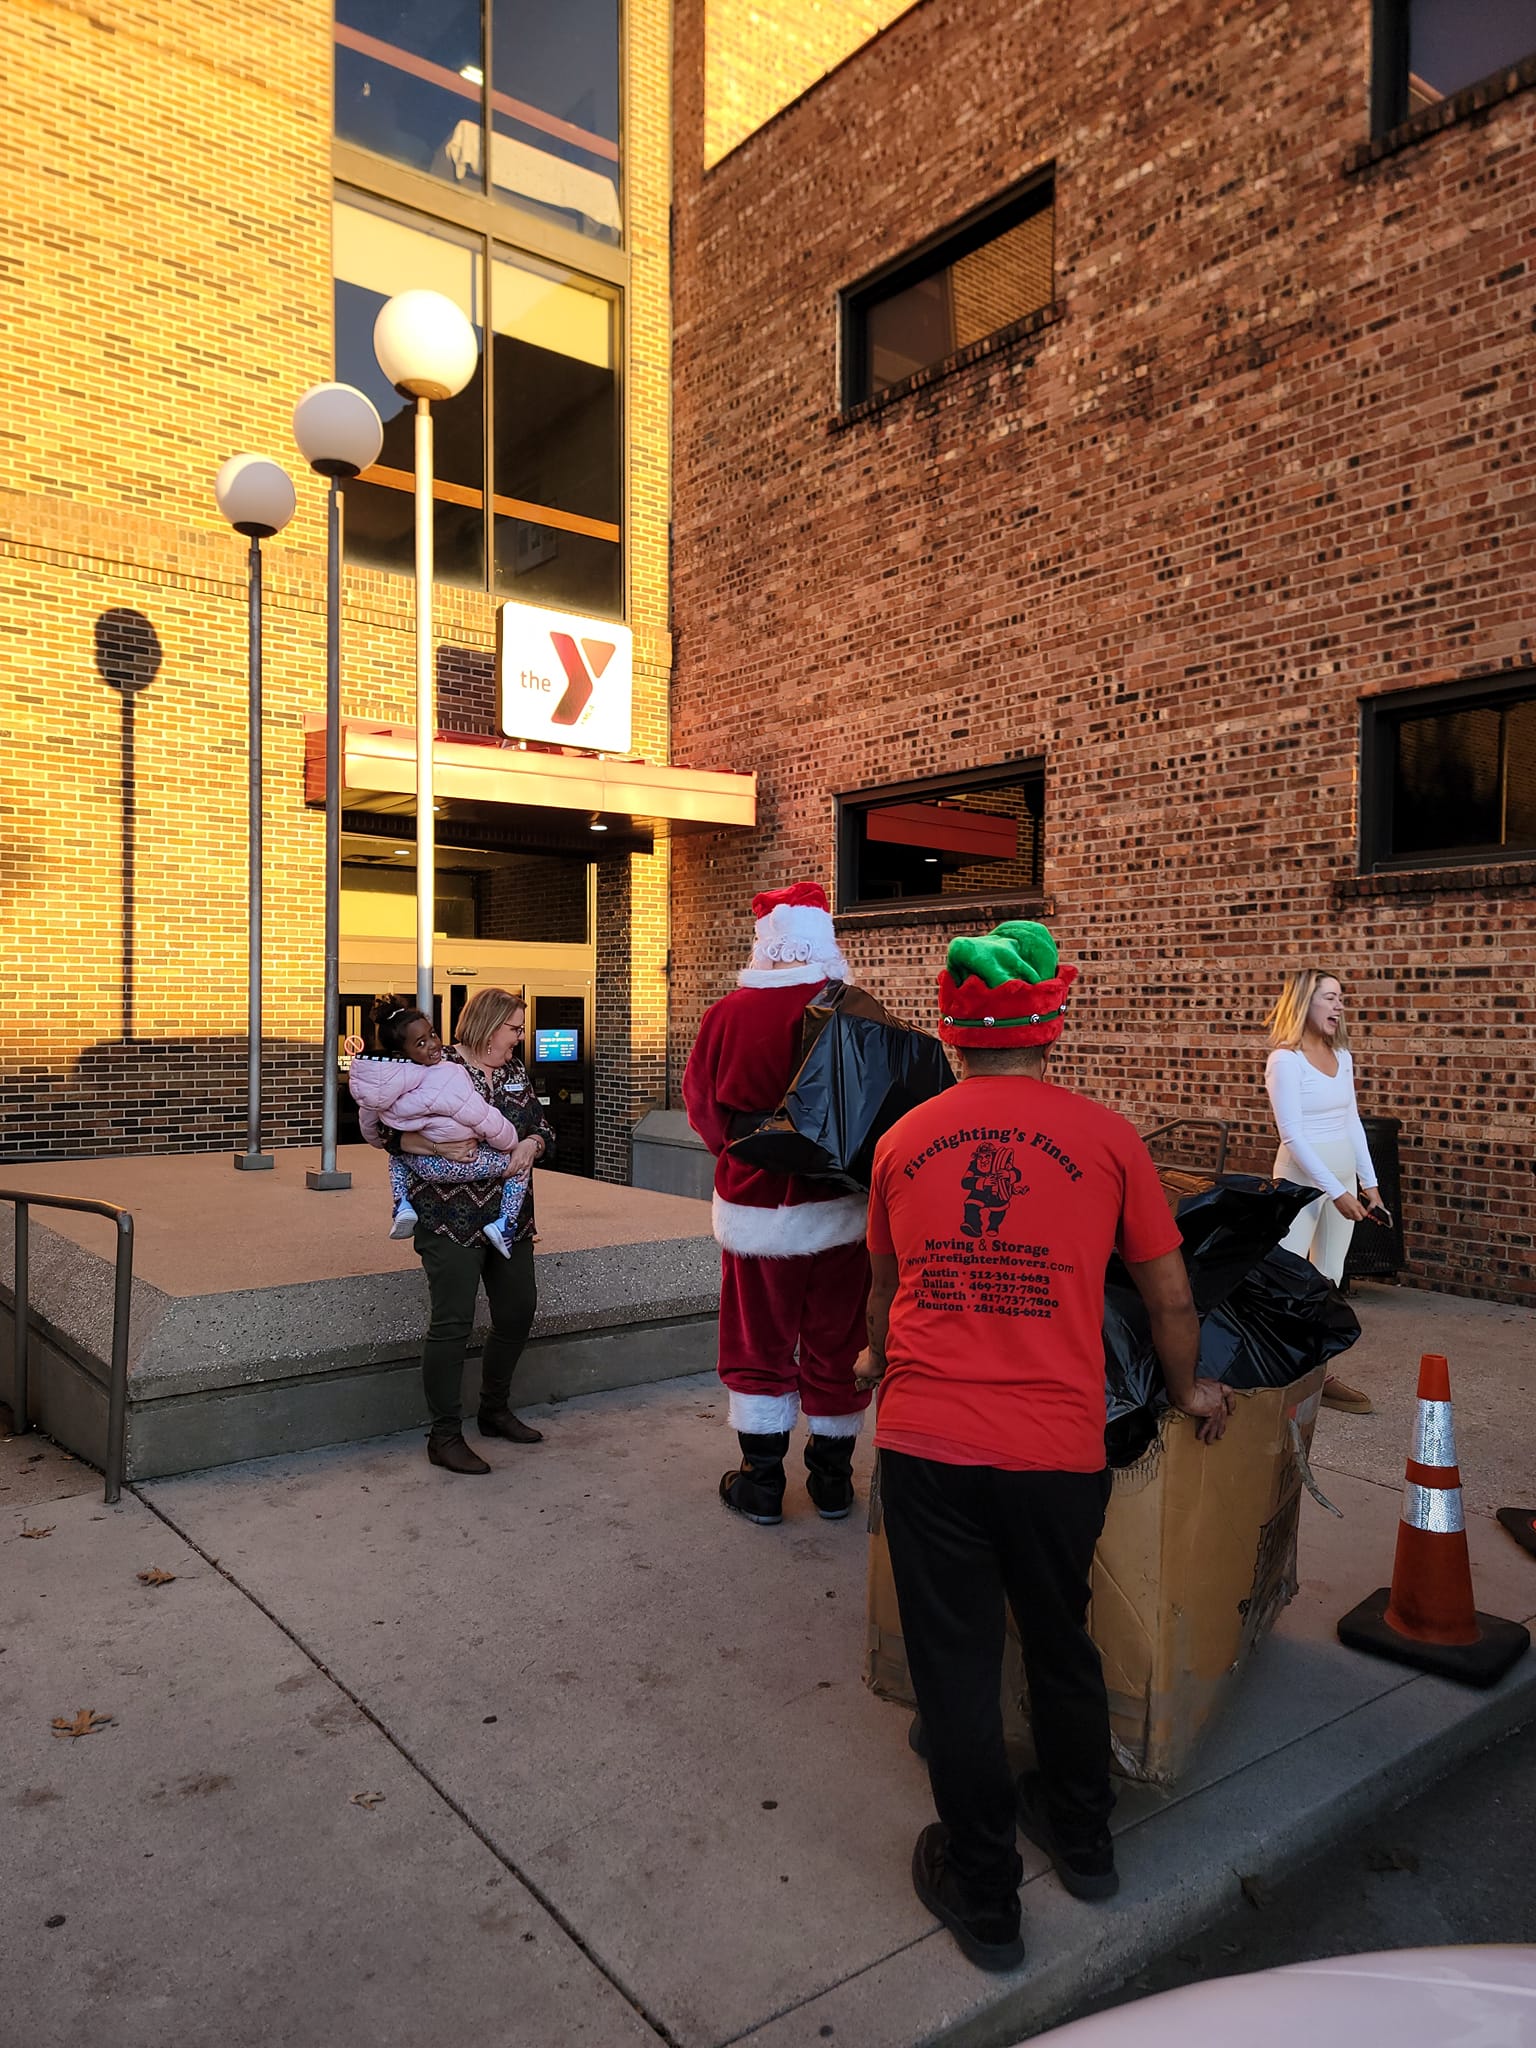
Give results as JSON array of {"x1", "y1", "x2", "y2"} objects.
[
  {"x1": 881, "y1": 1450, "x2": 1113, "y2": 1906},
  {"x1": 415, "y1": 1231, "x2": 537, "y2": 1437}
]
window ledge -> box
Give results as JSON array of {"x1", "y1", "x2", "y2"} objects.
[
  {"x1": 1336, "y1": 860, "x2": 1536, "y2": 902},
  {"x1": 830, "y1": 302, "x2": 1064, "y2": 431},
  {"x1": 835, "y1": 891, "x2": 1053, "y2": 934},
  {"x1": 1344, "y1": 54, "x2": 1536, "y2": 173}
]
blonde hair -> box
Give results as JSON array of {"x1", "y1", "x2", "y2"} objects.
[
  {"x1": 456, "y1": 985, "x2": 525, "y2": 1060},
  {"x1": 1265, "y1": 969, "x2": 1349, "y2": 1051}
]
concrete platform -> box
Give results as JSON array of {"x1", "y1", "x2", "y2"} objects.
[
  {"x1": 0, "y1": 1148, "x2": 718, "y2": 1480},
  {"x1": 4, "y1": 1311, "x2": 1532, "y2": 2048}
]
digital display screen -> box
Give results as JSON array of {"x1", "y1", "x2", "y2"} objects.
[{"x1": 535, "y1": 1027, "x2": 580, "y2": 1064}]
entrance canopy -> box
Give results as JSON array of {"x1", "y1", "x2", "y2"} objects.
[{"x1": 305, "y1": 719, "x2": 755, "y2": 856}]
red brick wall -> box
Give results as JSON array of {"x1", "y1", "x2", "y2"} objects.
[{"x1": 669, "y1": 0, "x2": 1536, "y2": 1300}]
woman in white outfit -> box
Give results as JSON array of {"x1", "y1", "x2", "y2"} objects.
[{"x1": 1263, "y1": 968, "x2": 1388, "y2": 1414}]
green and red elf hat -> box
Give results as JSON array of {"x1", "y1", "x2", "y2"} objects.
[{"x1": 937, "y1": 920, "x2": 1078, "y2": 1049}]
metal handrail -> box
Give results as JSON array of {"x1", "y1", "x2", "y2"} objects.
[
  {"x1": 1141, "y1": 1118, "x2": 1231, "y2": 1177},
  {"x1": 1, "y1": 1189, "x2": 133, "y2": 1505}
]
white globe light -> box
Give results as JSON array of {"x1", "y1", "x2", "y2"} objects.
[
  {"x1": 373, "y1": 290, "x2": 479, "y2": 402},
  {"x1": 214, "y1": 454, "x2": 297, "y2": 538},
  {"x1": 293, "y1": 383, "x2": 385, "y2": 479}
]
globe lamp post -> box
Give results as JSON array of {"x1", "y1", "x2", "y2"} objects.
[
  {"x1": 214, "y1": 454, "x2": 297, "y2": 1172},
  {"x1": 292, "y1": 383, "x2": 384, "y2": 1192},
  {"x1": 372, "y1": 289, "x2": 479, "y2": 1021}
]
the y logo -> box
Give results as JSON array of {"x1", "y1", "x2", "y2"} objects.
[{"x1": 550, "y1": 632, "x2": 616, "y2": 727}]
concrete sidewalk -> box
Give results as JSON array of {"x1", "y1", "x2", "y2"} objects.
[{"x1": 4, "y1": 1285, "x2": 1533, "y2": 2048}]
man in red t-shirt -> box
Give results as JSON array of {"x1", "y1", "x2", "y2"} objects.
[{"x1": 864, "y1": 920, "x2": 1232, "y2": 1972}]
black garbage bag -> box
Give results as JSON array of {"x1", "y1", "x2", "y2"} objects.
[
  {"x1": 1102, "y1": 1177, "x2": 1361, "y2": 1466},
  {"x1": 727, "y1": 983, "x2": 956, "y2": 1193},
  {"x1": 1202, "y1": 1248, "x2": 1362, "y2": 1391}
]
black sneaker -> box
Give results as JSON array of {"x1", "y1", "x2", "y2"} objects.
[
  {"x1": 1015, "y1": 1771, "x2": 1118, "y2": 1901},
  {"x1": 910, "y1": 1823, "x2": 1024, "y2": 1972}
]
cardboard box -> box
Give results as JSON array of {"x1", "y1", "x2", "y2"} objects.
[{"x1": 865, "y1": 1365, "x2": 1326, "y2": 1786}]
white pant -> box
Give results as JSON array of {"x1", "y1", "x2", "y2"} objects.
[{"x1": 1274, "y1": 1138, "x2": 1357, "y2": 1285}]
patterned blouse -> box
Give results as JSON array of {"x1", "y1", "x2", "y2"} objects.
[{"x1": 396, "y1": 1049, "x2": 557, "y2": 1247}]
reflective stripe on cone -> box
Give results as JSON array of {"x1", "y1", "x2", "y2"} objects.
[{"x1": 1382, "y1": 1353, "x2": 1479, "y2": 1647}]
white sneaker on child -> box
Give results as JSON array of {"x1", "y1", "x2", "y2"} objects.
[
  {"x1": 482, "y1": 1220, "x2": 512, "y2": 1258},
  {"x1": 390, "y1": 1203, "x2": 418, "y2": 1240}
]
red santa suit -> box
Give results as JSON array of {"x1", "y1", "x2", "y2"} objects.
[{"x1": 682, "y1": 884, "x2": 872, "y2": 1480}]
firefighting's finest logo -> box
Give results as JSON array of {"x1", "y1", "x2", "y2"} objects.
[{"x1": 958, "y1": 1141, "x2": 1026, "y2": 1238}]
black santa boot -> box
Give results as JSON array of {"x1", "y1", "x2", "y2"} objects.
[
  {"x1": 803, "y1": 1432, "x2": 857, "y2": 1520},
  {"x1": 720, "y1": 1432, "x2": 790, "y2": 1525}
]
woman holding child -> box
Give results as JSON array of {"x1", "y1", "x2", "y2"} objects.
[{"x1": 352, "y1": 986, "x2": 555, "y2": 1474}]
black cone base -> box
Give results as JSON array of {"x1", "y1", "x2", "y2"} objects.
[
  {"x1": 1337, "y1": 1587, "x2": 1530, "y2": 1688},
  {"x1": 1497, "y1": 1507, "x2": 1536, "y2": 1560}
]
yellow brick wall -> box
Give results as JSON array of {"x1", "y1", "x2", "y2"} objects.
[
  {"x1": 1, "y1": 0, "x2": 672, "y2": 1168},
  {"x1": 703, "y1": 0, "x2": 919, "y2": 166}
]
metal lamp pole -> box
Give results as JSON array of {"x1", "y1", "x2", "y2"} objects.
[
  {"x1": 372, "y1": 290, "x2": 480, "y2": 1026},
  {"x1": 293, "y1": 384, "x2": 384, "y2": 1194},
  {"x1": 214, "y1": 454, "x2": 297, "y2": 1173}
]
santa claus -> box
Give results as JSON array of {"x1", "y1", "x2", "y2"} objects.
[{"x1": 682, "y1": 882, "x2": 871, "y2": 1525}]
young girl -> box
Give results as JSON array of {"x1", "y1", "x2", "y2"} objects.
[{"x1": 348, "y1": 998, "x2": 529, "y2": 1257}]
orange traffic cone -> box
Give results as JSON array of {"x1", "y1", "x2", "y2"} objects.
[
  {"x1": 1337, "y1": 1353, "x2": 1530, "y2": 1686},
  {"x1": 1498, "y1": 1507, "x2": 1536, "y2": 1561}
]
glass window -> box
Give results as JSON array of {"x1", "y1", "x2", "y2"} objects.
[
  {"x1": 846, "y1": 181, "x2": 1054, "y2": 404},
  {"x1": 492, "y1": 251, "x2": 621, "y2": 615},
  {"x1": 1365, "y1": 682, "x2": 1536, "y2": 867},
  {"x1": 333, "y1": 0, "x2": 623, "y2": 240},
  {"x1": 341, "y1": 838, "x2": 591, "y2": 944},
  {"x1": 332, "y1": 195, "x2": 624, "y2": 611},
  {"x1": 838, "y1": 767, "x2": 1045, "y2": 909},
  {"x1": 334, "y1": 0, "x2": 486, "y2": 188},
  {"x1": 333, "y1": 195, "x2": 488, "y2": 587},
  {"x1": 1405, "y1": 0, "x2": 1536, "y2": 112},
  {"x1": 490, "y1": 0, "x2": 622, "y2": 243}
]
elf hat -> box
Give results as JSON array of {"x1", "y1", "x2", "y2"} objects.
[
  {"x1": 747, "y1": 881, "x2": 849, "y2": 979},
  {"x1": 937, "y1": 920, "x2": 1078, "y2": 1049}
]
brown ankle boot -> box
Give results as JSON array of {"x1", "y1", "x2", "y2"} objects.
[
  {"x1": 477, "y1": 1408, "x2": 543, "y2": 1444},
  {"x1": 428, "y1": 1432, "x2": 491, "y2": 1474}
]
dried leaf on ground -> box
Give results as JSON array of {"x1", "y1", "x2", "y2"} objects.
[
  {"x1": 1366, "y1": 1845, "x2": 1421, "y2": 1874},
  {"x1": 350, "y1": 1790, "x2": 385, "y2": 1810},
  {"x1": 20, "y1": 1526, "x2": 55, "y2": 1540},
  {"x1": 137, "y1": 1568, "x2": 177, "y2": 1586},
  {"x1": 52, "y1": 1710, "x2": 113, "y2": 1740}
]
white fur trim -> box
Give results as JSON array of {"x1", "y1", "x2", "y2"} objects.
[
  {"x1": 804, "y1": 1409, "x2": 864, "y2": 1439},
  {"x1": 736, "y1": 963, "x2": 849, "y2": 989},
  {"x1": 727, "y1": 1390, "x2": 800, "y2": 1434},
  {"x1": 713, "y1": 1190, "x2": 868, "y2": 1257}
]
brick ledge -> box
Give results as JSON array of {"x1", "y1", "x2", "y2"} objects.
[
  {"x1": 829, "y1": 302, "x2": 1064, "y2": 430},
  {"x1": 835, "y1": 892, "x2": 1053, "y2": 934},
  {"x1": 1343, "y1": 55, "x2": 1536, "y2": 173},
  {"x1": 1335, "y1": 861, "x2": 1536, "y2": 902}
]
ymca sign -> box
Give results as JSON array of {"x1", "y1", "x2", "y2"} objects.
[{"x1": 497, "y1": 600, "x2": 633, "y2": 754}]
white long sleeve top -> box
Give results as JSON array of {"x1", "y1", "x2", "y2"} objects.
[{"x1": 1264, "y1": 1047, "x2": 1378, "y2": 1201}]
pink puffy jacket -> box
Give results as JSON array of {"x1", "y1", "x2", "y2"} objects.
[{"x1": 347, "y1": 1057, "x2": 520, "y2": 1151}]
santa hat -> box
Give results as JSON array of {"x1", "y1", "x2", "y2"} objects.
[
  {"x1": 937, "y1": 919, "x2": 1077, "y2": 1049},
  {"x1": 741, "y1": 881, "x2": 851, "y2": 988}
]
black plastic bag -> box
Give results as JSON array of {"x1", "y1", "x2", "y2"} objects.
[
  {"x1": 728, "y1": 983, "x2": 956, "y2": 1192},
  {"x1": 1102, "y1": 1177, "x2": 1360, "y2": 1466}
]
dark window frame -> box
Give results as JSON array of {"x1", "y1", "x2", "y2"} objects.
[
  {"x1": 1359, "y1": 669, "x2": 1536, "y2": 873},
  {"x1": 1369, "y1": 0, "x2": 1536, "y2": 135},
  {"x1": 835, "y1": 758, "x2": 1046, "y2": 915},
  {"x1": 839, "y1": 167, "x2": 1055, "y2": 412}
]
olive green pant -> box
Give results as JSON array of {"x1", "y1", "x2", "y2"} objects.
[{"x1": 415, "y1": 1230, "x2": 537, "y2": 1438}]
